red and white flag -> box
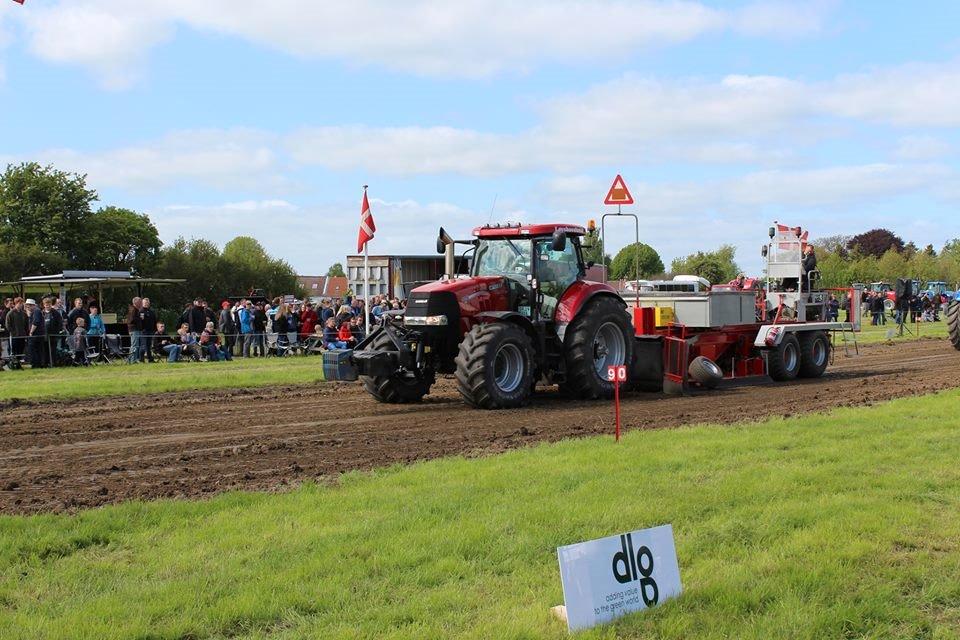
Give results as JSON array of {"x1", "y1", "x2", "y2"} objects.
[
  {"x1": 11, "y1": 1, "x2": 26, "y2": 5},
  {"x1": 357, "y1": 188, "x2": 376, "y2": 253}
]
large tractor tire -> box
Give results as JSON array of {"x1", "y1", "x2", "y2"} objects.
[
  {"x1": 561, "y1": 296, "x2": 634, "y2": 400},
  {"x1": 798, "y1": 331, "x2": 830, "y2": 378},
  {"x1": 948, "y1": 300, "x2": 960, "y2": 351},
  {"x1": 455, "y1": 322, "x2": 535, "y2": 409},
  {"x1": 689, "y1": 356, "x2": 723, "y2": 389},
  {"x1": 361, "y1": 331, "x2": 433, "y2": 404},
  {"x1": 767, "y1": 333, "x2": 801, "y2": 381}
]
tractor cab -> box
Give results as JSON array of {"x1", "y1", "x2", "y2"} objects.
[{"x1": 471, "y1": 223, "x2": 587, "y2": 322}]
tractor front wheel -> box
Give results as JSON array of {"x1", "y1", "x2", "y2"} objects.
[
  {"x1": 361, "y1": 330, "x2": 433, "y2": 403},
  {"x1": 948, "y1": 300, "x2": 960, "y2": 350},
  {"x1": 455, "y1": 322, "x2": 534, "y2": 409},
  {"x1": 561, "y1": 296, "x2": 634, "y2": 399}
]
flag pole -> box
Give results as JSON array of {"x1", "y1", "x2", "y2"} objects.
[{"x1": 363, "y1": 185, "x2": 370, "y2": 337}]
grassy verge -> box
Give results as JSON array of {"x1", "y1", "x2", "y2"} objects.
[
  {"x1": 0, "y1": 357, "x2": 325, "y2": 401},
  {"x1": 2, "y1": 391, "x2": 960, "y2": 639},
  {"x1": 853, "y1": 317, "x2": 948, "y2": 344}
]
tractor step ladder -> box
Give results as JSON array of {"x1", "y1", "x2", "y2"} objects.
[{"x1": 835, "y1": 325, "x2": 859, "y2": 358}]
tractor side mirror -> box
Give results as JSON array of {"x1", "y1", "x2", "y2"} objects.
[{"x1": 550, "y1": 229, "x2": 567, "y2": 252}]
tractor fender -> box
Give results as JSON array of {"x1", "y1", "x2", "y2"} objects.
[
  {"x1": 475, "y1": 311, "x2": 537, "y2": 333},
  {"x1": 554, "y1": 281, "x2": 625, "y2": 343}
]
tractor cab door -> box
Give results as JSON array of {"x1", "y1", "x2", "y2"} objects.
[
  {"x1": 473, "y1": 239, "x2": 536, "y2": 314},
  {"x1": 534, "y1": 235, "x2": 583, "y2": 321}
]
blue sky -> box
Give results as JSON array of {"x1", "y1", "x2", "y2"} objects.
[{"x1": 1, "y1": 0, "x2": 959, "y2": 275}]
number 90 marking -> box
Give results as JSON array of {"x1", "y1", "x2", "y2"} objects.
[{"x1": 606, "y1": 365, "x2": 627, "y2": 382}]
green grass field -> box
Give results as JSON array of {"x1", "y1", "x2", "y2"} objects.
[
  {"x1": 0, "y1": 319, "x2": 949, "y2": 403},
  {"x1": 0, "y1": 356, "x2": 326, "y2": 401},
  {"x1": 2, "y1": 390, "x2": 959, "y2": 639},
  {"x1": 853, "y1": 316, "x2": 948, "y2": 344}
]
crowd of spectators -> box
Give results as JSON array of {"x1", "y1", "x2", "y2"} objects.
[
  {"x1": 0, "y1": 292, "x2": 407, "y2": 369},
  {"x1": 861, "y1": 290, "x2": 950, "y2": 326}
]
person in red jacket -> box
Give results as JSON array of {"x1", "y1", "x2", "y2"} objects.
[
  {"x1": 337, "y1": 319, "x2": 355, "y2": 345},
  {"x1": 299, "y1": 302, "x2": 319, "y2": 340}
]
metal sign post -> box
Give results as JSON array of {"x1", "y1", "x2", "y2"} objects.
[
  {"x1": 602, "y1": 174, "x2": 640, "y2": 303},
  {"x1": 607, "y1": 365, "x2": 627, "y2": 441}
]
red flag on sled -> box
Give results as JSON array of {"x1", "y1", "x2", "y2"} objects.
[
  {"x1": 11, "y1": 1, "x2": 26, "y2": 5},
  {"x1": 357, "y1": 187, "x2": 376, "y2": 253}
]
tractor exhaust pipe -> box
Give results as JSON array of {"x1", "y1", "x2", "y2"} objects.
[{"x1": 437, "y1": 227, "x2": 455, "y2": 279}]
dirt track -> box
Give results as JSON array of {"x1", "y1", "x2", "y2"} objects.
[{"x1": 1, "y1": 338, "x2": 958, "y2": 514}]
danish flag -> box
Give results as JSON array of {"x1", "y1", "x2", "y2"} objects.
[
  {"x1": 12, "y1": 1, "x2": 26, "y2": 5},
  {"x1": 357, "y1": 187, "x2": 376, "y2": 253}
]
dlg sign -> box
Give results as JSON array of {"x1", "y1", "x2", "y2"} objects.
[{"x1": 557, "y1": 525, "x2": 682, "y2": 632}]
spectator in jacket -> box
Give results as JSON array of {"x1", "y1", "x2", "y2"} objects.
[
  {"x1": 72, "y1": 317, "x2": 89, "y2": 365},
  {"x1": 234, "y1": 300, "x2": 252, "y2": 357},
  {"x1": 252, "y1": 303, "x2": 267, "y2": 357},
  {"x1": 4, "y1": 298, "x2": 28, "y2": 360},
  {"x1": 66, "y1": 297, "x2": 90, "y2": 333},
  {"x1": 200, "y1": 300, "x2": 218, "y2": 328},
  {"x1": 177, "y1": 323, "x2": 202, "y2": 361},
  {"x1": 335, "y1": 304, "x2": 353, "y2": 328},
  {"x1": 337, "y1": 319, "x2": 355, "y2": 345},
  {"x1": 323, "y1": 317, "x2": 348, "y2": 349},
  {"x1": 200, "y1": 321, "x2": 227, "y2": 361},
  {"x1": 827, "y1": 295, "x2": 840, "y2": 322},
  {"x1": 150, "y1": 322, "x2": 174, "y2": 361},
  {"x1": 126, "y1": 296, "x2": 143, "y2": 363},
  {"x1": 180, "y1": 300, "x2": 207, "y2": 334},
  {"x1": 300, "y1": 303, "x2": 318, "y2": 341},
  {"x1": 26, "y1": 299, "x2": 45, "y2": 367},
  {"x1": 42, "y1": 297, "x2": 65, "y2": 366},
  {"x1": 140, "y1": 298, "x2": 157, "y2": 363},
  {"x1": 220, "y1": 300, "x2": 238, "y2": 358},
  {"x1": 0, "y1": 297, "x2": 10, "y2": 328}
]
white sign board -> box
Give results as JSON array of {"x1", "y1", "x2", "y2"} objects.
[{"x1": 557, "y1": 524, "x2": 682, "y2": 632}]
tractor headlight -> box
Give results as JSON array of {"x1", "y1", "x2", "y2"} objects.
[{"x1": 404, "y1": 314, "x2": 449, "y2": 326}]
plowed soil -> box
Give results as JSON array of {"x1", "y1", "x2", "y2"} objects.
[{"x1": 1, "y1": 338, "x2": 958, "y2": 514}]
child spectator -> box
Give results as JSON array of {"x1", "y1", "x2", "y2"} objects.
[
  {"x1": 72, "y1": 317, "x2": 89, "y2": 365},
  {"x1": 338, "y1": 319, "x2": 355, "y2": 346}
]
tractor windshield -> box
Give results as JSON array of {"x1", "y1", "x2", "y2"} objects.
[{"x1": 474, "y1": 239, "x2": 533, "y2": 280}]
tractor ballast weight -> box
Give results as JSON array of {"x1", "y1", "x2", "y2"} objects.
[{"x1": 349, "y1": 222, "x2": 634, "y2": 409}]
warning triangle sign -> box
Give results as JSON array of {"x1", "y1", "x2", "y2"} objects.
[{"x1": 604, "y1": 174, "x2": 634, "y2": 205}]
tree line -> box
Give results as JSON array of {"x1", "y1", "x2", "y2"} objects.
[
  {"x1": 0, "y1": 163, "x2": 303, "y2": 315},
  {"x1": 813, "y1": 229, "x2": 960, "y2": 288}
]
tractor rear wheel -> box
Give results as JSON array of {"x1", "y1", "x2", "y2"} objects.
[
  {"x1": 948, "y1": 300, "x2": 960, "y2": 350},
  {"x1": 561, "y1": 296, "x2": 634, "y2": 399},
  {"x1": 798, "y1": 331, "x2": 830, "y2": 378},
  {"x1": 455, "y1": 322, "x2": 534, "y2": 409},
  {"x1": 361, "y1": 331, "x2": 433, "y2": 403},
  {"x1": 767, "y1": 333, "x2": 801, "y2": 381}
]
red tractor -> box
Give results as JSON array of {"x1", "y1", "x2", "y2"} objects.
[{"x1": 351, "y1": 223, "x2": 634, "y2": 409}]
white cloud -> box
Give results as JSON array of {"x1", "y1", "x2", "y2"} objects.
[
  {"x1": 10, "y1": 0, "x2": 830, "y2": 87},
  {"x1": 893, "y1": 135, "x2": 952, "y2": 161},
  {"x1": 24, "y1": 129, "x2": 287, "y2": 192}
]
